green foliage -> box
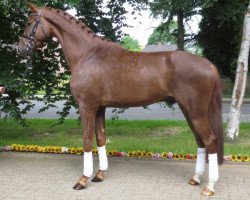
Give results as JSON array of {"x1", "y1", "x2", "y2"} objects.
[
  {"x1": 196, "y1": 0, "x2": 248, "y2": 79},
  {"x1": 75, "y1": 0, "x2": 148, "y2": 42},
  {"x1": 120, "y1": 36, "x2": 141, "y2": 51},
  {"x1": 147, "y1": 21, "x2": 177, "y2": 45},
  {"x1": 150, "y1": 0, "x2": 198, "y2": 18},
  {"x1": 150, "y1": 0, "x2": 200, "y2": 50},
  {"x1": 0, "y1": 0, "x2": 147, "y2": 125},
  {"x1": 0, "y1": 0, "x2": 32, "y2": 125},
  {"x1": 0, "y1": 0, "x2": 78, "y2": 125}
]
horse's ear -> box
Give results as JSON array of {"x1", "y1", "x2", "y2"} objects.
[{"x1": 26, "y1": 2, "x2": 38, "y2": 13}]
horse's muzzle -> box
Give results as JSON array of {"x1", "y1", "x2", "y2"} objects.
[{"x1": 18, "y1": 41, "x2": 34, "y2": 58}]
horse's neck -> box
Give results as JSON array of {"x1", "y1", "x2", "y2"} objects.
[{"x1": 44, "y1": 9, "x2": 100, "y2": 70}]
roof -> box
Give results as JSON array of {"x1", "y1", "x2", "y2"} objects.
[{"x1": 142, "y1": 44, "x2": 177, "y2": 52}]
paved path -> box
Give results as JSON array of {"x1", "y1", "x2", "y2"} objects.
[{"x1": 0, "y1": 152, "x2": 250, "y2": 200}]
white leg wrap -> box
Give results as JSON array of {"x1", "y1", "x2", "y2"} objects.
[
  {"x1": 83, "y1": 151, "x2": 93, "y2": 177},
  {"x1": 98, "y1": 146, "x2": 108, "y2": 170},
  {"x1": 193, "y1": 148, "x2": 206, "y2": 183},
  {"x1": 207, "y1": 153, "x2": 219, "y2": 192}
]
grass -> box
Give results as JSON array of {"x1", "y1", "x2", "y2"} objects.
[
  {"x1": 222, "y1": 92, "x2": 250, "y2": 98},
  {"x1": 1, "y1": 119, "x2": 250, "y2": 155}
]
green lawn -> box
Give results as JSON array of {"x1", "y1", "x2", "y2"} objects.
[{"x1": 1, "y1": 119, "x2": 250, "y2": 156}]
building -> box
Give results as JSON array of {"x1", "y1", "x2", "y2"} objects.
[{"x1": 142, "y1": 44, "x2": 177, "y2": 52}]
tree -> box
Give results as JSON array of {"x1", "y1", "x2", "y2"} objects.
[
  {"x1": 75, "y1": 0, "x2": 148, "y2": 42},
  {"x1": 0, "y1": 0, "x2": 147, "y2": 125},
  {"x1": 196, "y1": 0, "x2": 248, "y2": 79},
  {"x1": 120, "y1": 36, "x2": 141, "y2": 51},
  {"x1": 225, "y1": 2, "x2": 250, "y2": 140},
  {"x1": 147, "y1": 21, "x2": 177, "y2": 45},
  {"x1": 0, "y1": 0, "x2": 77, "y2": 126},
  {"x1": 150, "y1": 0, "x2": 199, "y2": 50}
]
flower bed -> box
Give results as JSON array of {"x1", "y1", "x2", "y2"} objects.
[{"x1": 0, "y1": 144, "x2": 249, "y2": 162}]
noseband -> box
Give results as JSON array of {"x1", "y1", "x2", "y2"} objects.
[
  {"x1": 20, "y1": 12, "x2": 48, "y2": 57},
  {"x1": 14, "y1": 11, "x2": 49, "y2": 89}
]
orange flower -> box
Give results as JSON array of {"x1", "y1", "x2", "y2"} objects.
[
  {"x1": 174, "y1": 154, "x2": 179, "y2": 159},
  {"x1": 107, "y1": 150, "x2": 113, "y2": 156},
  {"x1": 161, "y1": 152, "x2": 167, "y2": 158},
  {"x1": 231, "y1": 155, "x2": 237, "y2": 161},
  {"x1": 20, "y1": 145, "x2": 26, "y2": 151},
  {"x1": 11, "y1": 144, "x2": 17, "y2": 150},
  {"x1": 242, "y1": 155, "x2": 249, "y2": 162},
  {"x1": 112, "y1": 150, "x2": 118, "y2": 156},
  {"x1": 146, "y1": 152, "x2": 153, "y2": 157},
  {"x1": 137, "y1": 151, "x2": 143, "y2": 157},
  {"x1": 128, "y1": 151, "x2": 134, "y2": 157},
  {"x1": 93, "y1": 149, "x2": 98, "y2": 155},
  {"x1": 55, "y1": 147, "x2": 62, "y2": 154},
  {"x1": 179, "y1": 154, "x2": 184, "y2": 159},
  {"x1": 76, "y1": 148, "x2": 83, "y2": 155},
  {"x1": 141, "y1": 151, "x2": 147, "y2": 158}
]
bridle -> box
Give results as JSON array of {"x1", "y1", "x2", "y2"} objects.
[
  {"x1": 19, "y1": 10, "x2": 48, "y2": 58},
  {"x1": 9, "y1": 10, "x2": 49, "y2": 89}
]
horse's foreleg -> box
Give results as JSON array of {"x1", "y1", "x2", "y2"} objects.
[
  {"x1": 73, "y1": 107, "x2": 96, "y2": 190},
  {"x1": 92, "y1": 107, "x2": 108, "y2": 182},
  {"x1": 188, "y1": 147, "x2": 206, "y2": 186}
]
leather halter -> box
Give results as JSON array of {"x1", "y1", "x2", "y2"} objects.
[{"x1": 20, "y1": 11, "x2": 48, "y2": 57}]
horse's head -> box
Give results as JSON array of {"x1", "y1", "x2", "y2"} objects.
[{"x1": 18, "y1": 3, "x2": 51, "y2": 57}]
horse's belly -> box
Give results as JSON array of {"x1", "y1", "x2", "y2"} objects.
[
  {"x1": 101, "y1": 61, "x2": 173, "y2": 107},
  {"x1": 101, "y1": 87, "x2": 170, "y2": 107}
]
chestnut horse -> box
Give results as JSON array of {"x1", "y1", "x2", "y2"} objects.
[{"x1": 18, "y1": 3, "x2": 224, "y2": 196}]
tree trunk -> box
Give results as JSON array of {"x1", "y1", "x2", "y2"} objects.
[
  {"x1": 177, "y1": 10, "x2": 184, "y2": 51},
  {"x1": 225, "y1": 2, "x2": 250, "y2": 140}
]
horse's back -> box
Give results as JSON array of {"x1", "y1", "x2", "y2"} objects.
[
  {"x1": 98, "y1": 50, "x2": 176, "y2": 106},
  {"x1": 72, "y1": 47, "x2": 218, "y2": 108}
]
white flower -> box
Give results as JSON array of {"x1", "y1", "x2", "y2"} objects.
[
  {"x1": 61, "y1": 147, "x2": 68, "y2": 153},
  {"x1": 106, "y1": 138, "x2": 111, "y2": 144}
]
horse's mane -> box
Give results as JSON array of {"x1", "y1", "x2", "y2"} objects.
[{"x1": 46, "y1": 7, "x2": 112, "y2": 43}]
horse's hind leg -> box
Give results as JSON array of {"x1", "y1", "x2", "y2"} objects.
[
  {"x1": 188, "y1": 115, "x2": 219, "y2": 196},
  {"x1": 92, "y1": 107, "x2": 108, "y2": 182},
  {"x1": 178, "y1": 103, "x2": 219, "y2": 196}
]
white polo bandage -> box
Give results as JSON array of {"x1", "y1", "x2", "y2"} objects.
[
  {"x1": 192, "y1": 147, "x2": 206, "y2": 183},
  {"x1": 208, "y1": 153, "x2": 219, "y2": 184},
  {"x1": 83, "y1": 151, "x2": 93, "y2": 177},
  {"x1": 98, "y1": 145, "x2": 108, "y2": 170},
  {"x1": 195, "y1": 147, "x2": 206, "y2": 175}
]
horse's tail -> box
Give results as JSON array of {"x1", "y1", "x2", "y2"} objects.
[{"x1": 209, "y1": 65, "x2": 224, "y2": 165}]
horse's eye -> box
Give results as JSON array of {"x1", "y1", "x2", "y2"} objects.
[{"x1": 27, "y1": 22, "x2": 32, "y2": 25}]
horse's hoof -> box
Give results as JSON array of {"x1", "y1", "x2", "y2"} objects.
[
  {"x1": 73, "y1": 182, "x2": 86, "y2": 190},
  {"x1": 91, "y1": 170, "x2": 104, "y2": 182},
  {"x1": 201, "y1": 187, "x2": 215, "y2": 196},
  {"x1": 91, "y1": 176, "x2": 103, "y2": 182},
  {"x1": 73, "y1": 176, "x2": 88, "y2": 190},
  {"x1": 188, "y1": 178, "x2": 200, "y2": 186}
]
